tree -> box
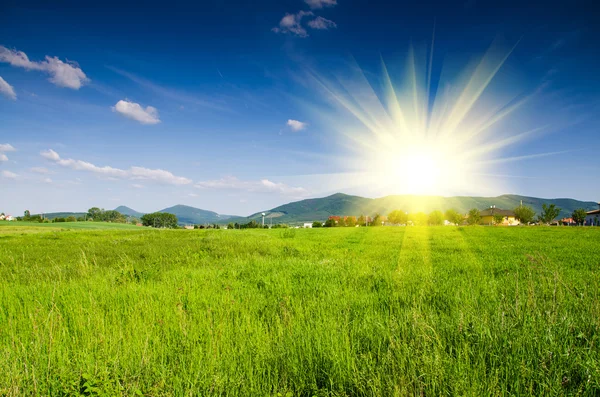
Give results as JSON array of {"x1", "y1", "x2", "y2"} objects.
[
  {"x1": 539, "y1": 203, "x2": 561, "y2": 224},
  {"x1": 467, "y1": 208, "x2": 481, "y2": 225},
  {"x1": 324, "y1": 219, "x2": 336, "y2": 227},
  {"x1": 312, "y1": 221, "x2": 323, "y2": 228},
  {"x1": 514, "y1": 205, "x2": 535, "y2": 224},
  {"x1": 493, "y1": 214, "x2": 504, "y2": 225},
  {"x1": 371, "y1": 213, "x2": 382, "y2": 226},
  {"x1": 388, "y1": 210, "x2": 408, "y2": 225},
  {"x1": 87, "y1": 207, "x2": 102, "y2": 221},
  {"x1": 66, "y1": 215, "x2": 77, "y2": 222},
  {"x1": 24, "y1": 210, "x2": 30, "y2": 218},
  {"x1": 428, "y1": 210, "x2": 444, "y2": 226},
  {"x1": 141, "y1": 212, "x2": 178, "y2": 228},
  {"x1": 410, "y1": 212, "x2": 428, "y2": 226},
  {"x1": 357, "y1": 215, "x2": 366, "y2": 227},
  {"x1": 227, "y1": 222, "x2": 234, "y2": 229},
  {"x1": 572, "y1": 208, "x2": 587, "y2": 225},
  {"x1": 445, "y1": 209, "x2": 463, "y2": 225}
]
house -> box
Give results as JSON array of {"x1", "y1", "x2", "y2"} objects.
[
  {"x1": 0, "y1": 214, "x2": 5, "y2": 221},
  {"x1": 184, "y1": 225, "x2": 194, "y2": 230},
  {"x1": 479, "y1": 208, "x2": 519, "y2": 225},
  {"x1": 303, "y1": 222, "x2": 313, "y2": 228},
  {"x1": 585, "y1": 203, "x2": 600, "y2": 226},
  {"x1": 5, "y1": 215, "x2": 14, "y2": 221},
  {"x1": 560, "y1": 217, "x2": 576, "y2": 226}
]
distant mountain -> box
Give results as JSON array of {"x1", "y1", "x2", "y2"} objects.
[
  {"x1": 114, "y1": 206, "x2": 144, "y2": 218},
  {"x1": 227, "y1": 193, "x2": 599, "y2": 225},
  {"x1": 158, "y1": 204, "x2": 237, "y2": 225},
  {"x1": 38, "y1": 212, "x2": 87, "y2": 220}
]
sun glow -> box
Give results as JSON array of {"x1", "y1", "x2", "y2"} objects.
[{"x1": 306, "y1": 38, "x2": 550, "y2": 197}]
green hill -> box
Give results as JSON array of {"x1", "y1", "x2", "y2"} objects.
[
  {"x1": 228, "y1": 193, "x2": 599, "y2": 225},
  {"x1": 114, "y1": 206, "x2": 144, "y2": 218},
  {"x1": 36, "y1": 212, "x2": 87, "y2": 220},
  {"x1": 158, "y1": 205, "x2": 236, "y2": 225}
]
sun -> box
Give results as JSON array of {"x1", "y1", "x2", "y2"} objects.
[
  {"x1": 373, "y1": 140, "x2": 467, "y2": 195},
  {"x1": 307, "y1": 39, "x2": 540, "y2": 197}
]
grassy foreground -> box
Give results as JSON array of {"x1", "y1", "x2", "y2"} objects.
[
  {"x1": 0, "y1": 226, "x2": 599, "y2": 396},
  {"x1": 0, "y1": 220, "x2": 142, "y2": 234}
]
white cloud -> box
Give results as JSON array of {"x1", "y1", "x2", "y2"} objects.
[
  {"x1": 112, "y1": 100, "x2": 160, "y2": 125},
  {"x1": 131, "y1": 183, "x2": 144, "y2": 189},
  {"x1": 0, "y1": 76, "x2": 16, "y2": 100},
  {"x1": 287, "y1": 119, "x2": 308, "y2": 131},
  {"x1": 42, "y1": 177, "x2": 52, "y2": 184},
  {"x1": 30, "y1": 167, "x2": 52, "y2": 174},
  {"x1": 308, "y1": 16, "x2": 337, "y2": 30},
  {"x1": 41, "y1": 149, "x2": 60, "y2": 161},
  {"x1": 272, "y1": 11, "x2": 313, "y2": 37},
  {"x1": 41, "y1": 150, "x2": 192, "y2": 185},
  {"x1": 1, "y1": 170, "x2": 18, "y2": 179},
  {"x1": 305, "y1": 0, "x2": 337, "y2": 9},
  {"x1": 0, "y1": 144, "x2": 16, "y2": 152},
  {"x1": 0, "y1": 143, "x2": 15, "y2": 162},
  {"x1": 195, "y1": 176, "x2": 307, "y2": 196},
  {"x1": 0, "y1": 46, "x2": 89, "y2": 89}
]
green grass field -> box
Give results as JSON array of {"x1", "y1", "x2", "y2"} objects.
[
  {"x1": 0, "y1": 220, "x2": 142, "y2": 234},
  {"x1": 0, "y1": 226, "x2": 599, "y2": 395}
]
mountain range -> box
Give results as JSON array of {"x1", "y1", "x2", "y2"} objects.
[
  {"x1": 36, "y1": 193, "x2": 599, "y2": 225},
  {"x1": 227, "y1": 193, "x2": 600, "y2": 225}
]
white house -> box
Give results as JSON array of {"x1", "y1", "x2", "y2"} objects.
[
  {"x1": 0, "y1": 214, "x2": 4, "y2": 221},
  {"x1": 585, "y1": 203, "x2": 600, "y2": 226},
  {"x1": 5, "y1": 215, "x2": 14, "y2": 221},
  {"x1": 303, "y1": 222, "x2": 313, "y2": 228}
]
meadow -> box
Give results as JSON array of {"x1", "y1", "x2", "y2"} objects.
[{"x1": 0, "y1": 225, "x2": 598, "y2": 396}]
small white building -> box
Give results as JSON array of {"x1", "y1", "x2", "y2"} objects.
[
  {"x1": 585, "y1": 203, "x2": 600, "y2": 226},
  {"x1": 303, "y1": 222, "x2": 312, "y2": 228},
  {"x1": 5, "y1": 215, "x2": 14, "y2": 221}
]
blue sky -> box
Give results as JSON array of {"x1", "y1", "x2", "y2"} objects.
[{"x1": 1, "y1": 0, "x2": 599, "y2": 216}]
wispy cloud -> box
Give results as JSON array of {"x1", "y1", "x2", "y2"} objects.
[
  {"x1": 307, "y1": 16, "x2": 337, "y2": 30},
  {"x1": 30, "y1": 167, "x2": 52, "y2": 174},
  {"x1": 195, "y1": 176, "x2": 308, "y2": 196},
  {"x1": 108, "y1": 67, "x2": 230, "y2": 112},
  {"x1": 0, "y1": 76, "x2": 16, "y2": 100},
  {"x1": 0, "y1": 46, "x2": 89, "y2": 89},
  {"x1": 41, "y1": 149, "x2": 192, "y2": 185},
  {"x1": 0, "y1": 144, "x2": 16, "y2": 152},
  {"x1": 0, "y1": 143, "x2": 15, "y2": 162},
  {"x1": 1, "y1": 170, "x2": 18, "y2": 179},
  {"x1": 272, "y1": 11, "x2": 313, "y2": 37},
  {"x1": 112, "y1": 99, "x2": 160, "y2": 125},
  {"x1": 305, "y1": 0, "x2": 337, "y2": 9},
  {"x1": 287, "y1": 119, "x2": 308, "y2": 131}
]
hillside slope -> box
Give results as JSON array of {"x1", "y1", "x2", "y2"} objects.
[
  {"x1": 114, "y1": 206, "x2": 144, "y2": 218},
  {"x1": 159, "y1": 205, "x2": 236, "y2": 225},
  {"x1": 228, "y1": 193, "x2": 598, "y2": 224}
]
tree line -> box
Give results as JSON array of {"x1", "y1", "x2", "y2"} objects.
[{"x1": 312, "y1": 203, "x2": 589, "y2": 227}]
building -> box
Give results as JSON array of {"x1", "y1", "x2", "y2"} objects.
[
  {"x1": 560, "y1": 217, "x2": 576, "y2": 226},
  {"x1": 303, "y1": 222, "x2": 313, "y2": 228},
  {"x1": 585, "y1": 203, "x2": 600, "y2": 226},
  {"x1": 479, "y1": 208, "x2": 519, "y2": 225}
]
